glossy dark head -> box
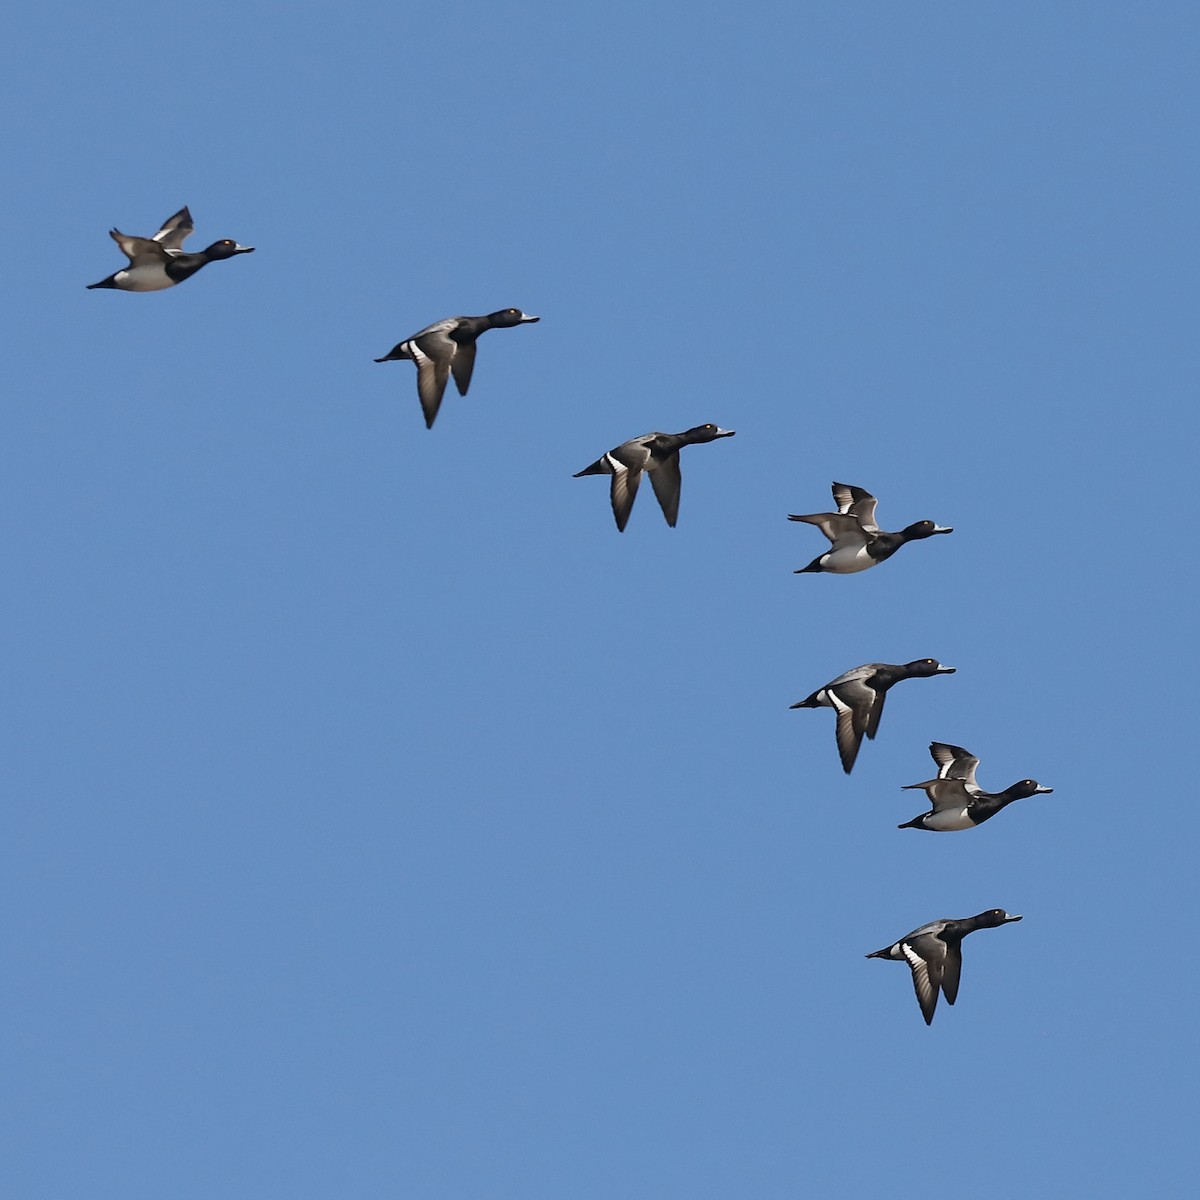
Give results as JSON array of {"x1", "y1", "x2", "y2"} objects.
[
  {"x1": 204, "y1": 238, "x2": 255, "y2": 260},
  {"x1": 1004, "y1": 779, "x2": 1053, "y2": 800},
  {"x1": 683, "y1": 423, "x2": 736, "y2": 443},
  {"x1": 901, "y1": 519, "x2": 953, "y2": 540},
  {"x1": 904, "y1": 658, "x2": 956, "y2": 678},
  {"x1": 973, "y1": 909, "x2": 1023, "y2": 928},
  {"x1": 487, "y1": 308, "x2": 540, "y2": 327}
]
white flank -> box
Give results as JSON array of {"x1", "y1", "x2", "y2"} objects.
[
  {"x1": 822, "y1": 544, "x2": 875, "y2": 573},
  {"x1": 117, "y1": 263, "x2": 176, "y2": 292}
]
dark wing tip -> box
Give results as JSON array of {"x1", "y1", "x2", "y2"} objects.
[{"x1": 837, "y1": 737, "x2": 860, "y2": 773}]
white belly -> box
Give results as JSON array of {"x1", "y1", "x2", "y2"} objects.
[
  {"x1": 923, "y1": 808, "x2": 975, "y2": 832},
  {"x1": 114, "y1": 263, "x2": 176, "y2": 291},
  {"x1": 821, "y1": 544, "x2": 875, "y2": 573}
]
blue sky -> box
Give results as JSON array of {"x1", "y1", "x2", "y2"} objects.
[{"x1": 5, "y1": 2, "x2": 1198, "y2": 1197}]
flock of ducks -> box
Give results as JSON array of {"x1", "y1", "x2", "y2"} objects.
[
  {"x1": 89, "y1": 205, "x2": 1048, "y2": 1027},
  {"x1": 786, "y1": 481, "x2": 1052, "y2": 1022},
  {"x1": 788, "y1": 483, "x2": 1052, "y2": 1021}
]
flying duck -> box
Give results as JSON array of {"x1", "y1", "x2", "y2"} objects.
[
  {"x1": 87, "y1": 206, "x2": 254, "y2": 291},
  {"x1": 867, "y1": 909, "x2": 1023, "y2": 1025},
  {"x1": 789, "y1": 482, "x2": 952, "y2": 574},
  {"x1": 373, "y1": 309, "x2": 540, "y2": 429},
  {"x1": 573, "y1": 424, "x2": 735, "y2": 531},
  {"x1": 790, "y1": 660, "x2": 956, "y2": 774},
  {"x1": 898, "y1": 742, "x2": 1053, "y2": 831}
]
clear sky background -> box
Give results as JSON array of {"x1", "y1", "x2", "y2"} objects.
[{"x1": 4, "y1": 2, "x2": 1198, "y2": 1197}]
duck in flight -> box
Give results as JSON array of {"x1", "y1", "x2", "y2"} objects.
[
  {"x1": 374, "y1": 309, "x2": 540, "y2": 429},
  {"x1": 789, "y1": 482, "x2": 952, "y2": 574},
  {"x1": 573, "y1": 424, "x2": 735, "y2": 531},
  {"x1": 867, "y1": 909, "x2": 1023, "y2": 1025},
  {"x1": 898, "y1": 742, "x2": 1053, "y2": 831},
  {"x1": 789, "y1": 660, "x2": 956, "y2": 774},
  {"x1": 87, "y1": 206, "x2": 254, "y2": 291}
]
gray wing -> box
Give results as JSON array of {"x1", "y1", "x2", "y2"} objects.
[
  {"x1": 648, "y1": 453, "x2": 682, "y2": 527},
  {"x1": 450, "y1": 341, "x2": 477, "y2": 396},
  {"x1": 940, "y1": 944, "x2": 964, "y2": 1006},
  {"x1": 592, "y1": 437, "x2": 655, "y2": 529},
  {"x1": 410, "y1": 317, "x2": 461, "y2": 341},
  {"x1": 900, "y1": 919, "x2": 950, "y2": 942},
  {"x1": 152, "y1": 206, "x2": 195, "y2": 249},
  {"x1": 823, "y1": 663, "x2": 880, "y2": 688},
  {"x1": 609, "y1": 464, "x2": 643, "y2": 532},
  {"x1": 786, "y1": 511, "x2": 867, "y2": 547},
  {"x1": 830, "y1": 679, "x2": 875, "y2": 738},
  {"x1": 408, "y1": 333, "x2": 454, "y2": 429},
  {"x1": 902, "y1": 936, "x2": 948, "y2": 1025},
  {"x1": 831, "y1": 482, "x2": 880, "y2": 531},
  {"x1": 864, "y1": 688, "x2": 887, "y2": 741},
  {"x1": 108, "y1": 229, "x2": 170, "y2": 265},
  {"x1": 930, "y1": 742, "x2": 980, "y2": 787},
  {"x1": 607, "y1": 436, "x2": 656, "y2": 473},
  {"x1": 901, "y1": 777, "x2": 973, "y2": 812},
  {"x1": 826, "y1": 681, "x2": 873, "y2": 773}
]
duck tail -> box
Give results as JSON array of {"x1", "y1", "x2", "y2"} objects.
[
  {"x1": 373, "y1": 341, "x2": 412, "y2": 363},
  {"x1": 573, "y1": 457, "x2": 610, "y2": 478}
]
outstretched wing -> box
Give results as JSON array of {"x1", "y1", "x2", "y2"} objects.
[
  {"x1": 940, "y1": 944, "x2": 964, "y2": 1006},
  {"x1": 108, "y1": 229, "x2": 170, "y2": 265},
  {"x1": 609, "y1": 464, "x2": 643, "y2": 532},
  {"x1": 648, "y1": 453, "x2": 682, "y2": 527},
  {"x1": 863, "y1": 687, "x2": 887, "y2": 741},
  {"x1": 408, "y1": 340, "x2": 452, "y2": 429},
  {"x1": 930, "y1": 742, "x2": 980, "y2": 787},
  {"x1": 831, "y1": 482, "x2": 879, "y2": 531},
  {"x1": 904, "y1": 933, "x2": 949, "y2": 1024},
  {"x1": 786, "y1": 512, "x2": 865, "y2": 546},
  {"x1": 152, "y1": 206, "x2": 195, "y2": 249},
  {"x1": 575, "y1": 436, "x2": 655, "y2": 531},
  {"x1": 901, "y1": 776, "x2": 973, "y2": 812},
  {"x1": 450, "y1": 341, "x2": 477, "y2": 396},
  {"x1": 404, "y1": 325, "x2": 459, "y2": 428},
  {"x1": 826, "y1": 679, "x2": 874, "y2": 773}
]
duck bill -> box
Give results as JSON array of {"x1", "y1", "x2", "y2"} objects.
[
  {"x1": 1034, "y1": 786, "x2": 1054, "y2": 794},
  {"x1": 935, "y1": 665, "x2": 956, "y2": 674},
  {"x1": 518, "y1": 313, "x2": 540, "y2": 323},
  {"x1": 714, "y1": 428, "x2": 736, "y2": 438},
  {"x1": 931, "y1": 525, "x2": 953, "y2": 534},
  {"x1": 1001, "y1": 913, "x2": 1023, "y2": 923},
  {"x1": 232, "y1": 244, "x2": 255, "y2": 254}
]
